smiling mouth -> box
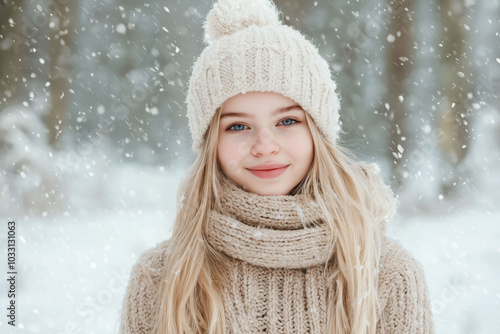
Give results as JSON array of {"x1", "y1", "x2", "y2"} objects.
[{"x1": 247, "y1": 165, "x2": 289, "y2": 179}]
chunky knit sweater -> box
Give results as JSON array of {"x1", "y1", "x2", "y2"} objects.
[{"x1": 120, "y1": 169, "x2": 434, "y2": 333}]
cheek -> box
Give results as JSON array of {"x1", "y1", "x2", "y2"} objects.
[
  {"x1": 218, "y1": 136, "x2": 246, "y2": 170},
  {"x1": 286, "y1": 131, "x2": 314, "y2": 161}
]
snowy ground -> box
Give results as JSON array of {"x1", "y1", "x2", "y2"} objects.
[
  {"x1": 1, "y1": 164, "x2": 499, "y2": 334},
  {"x1": 388, "y1": 211, "x2": 500, "y2": 333}
]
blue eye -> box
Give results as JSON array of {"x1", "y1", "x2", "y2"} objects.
[
  {"x1": 228, "y1": 123, "x2": 248, "y2": 131},
  {"x1": 279, "y1": 118, "x2": 297, "y2": 126}
]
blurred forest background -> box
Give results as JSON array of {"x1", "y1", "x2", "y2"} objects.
[
  {"x1": 1, "y1": 1, "x2": 500, "y2": 333},
  {"x1": 1, "y1": 0, "x2": 499, "y2": 216}
]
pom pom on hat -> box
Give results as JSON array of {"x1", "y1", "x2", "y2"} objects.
[{"x1": 204, "y1": 0, "x2": 280, "y2": 44}]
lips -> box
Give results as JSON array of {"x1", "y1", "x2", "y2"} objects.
[{"x1": 246, "y1": 164, "x2": 290, "y2": 179}]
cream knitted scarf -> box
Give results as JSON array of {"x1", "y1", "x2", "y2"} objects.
[
  {"x1": 205, "y1": 178, "x2": 336, "y2": 333},
  {"x1": 206, "y1": 178, "x2": 336, "y2": 269}
]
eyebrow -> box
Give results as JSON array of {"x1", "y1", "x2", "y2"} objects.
[{"x1": 220, "y1": 104, "x2": 303, "y2": 119}]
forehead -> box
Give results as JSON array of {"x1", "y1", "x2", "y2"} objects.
[{"x1": 221, "y1": 91, "x2": 300, "y2": 115}]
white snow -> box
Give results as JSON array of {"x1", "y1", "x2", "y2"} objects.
[
  {"x1": 0, "y1": 164, "x2": 180, "y2": 333},
  {"x1": 115, "y1": 23, "x2": 127, "y2": 34},
  {"x1": 388, "y1": 209, "x2": 500, "y2": 333}
]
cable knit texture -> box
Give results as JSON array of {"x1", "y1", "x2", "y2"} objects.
[
  {"x1": 187, "y1": 0, "x2": 341, "y2": 151},
  {"x1": 120, "y1": 168, "x2": 435, "y2": 333}
]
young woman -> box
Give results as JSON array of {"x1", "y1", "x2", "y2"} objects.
[{"x1": 120, "y1": 0, "x2": 434, "y2": 333}]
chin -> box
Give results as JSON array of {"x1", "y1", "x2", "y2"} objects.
[{"x1": 249, "y1": 185, "x2": 290, "y2": 196}]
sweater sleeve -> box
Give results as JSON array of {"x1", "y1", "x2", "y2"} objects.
[
  {"x1": 377, "y1": 237, "x2": 435, "y2": 334},
  {"x1": 119, "y1": 240, "x2": 170, "y2": 334}
]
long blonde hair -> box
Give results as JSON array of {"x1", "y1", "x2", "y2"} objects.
[{"x1": 152, "y1": 107, "x2": 395, "y2": 333}]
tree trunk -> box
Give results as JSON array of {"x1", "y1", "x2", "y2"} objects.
[
  {"x1": 438, "y1": 0, "x2": 472, "y2": 193},
  {"x1": 0, "y1": 0, "x2": 29, "y2": 108},
  {"x1": 47, "y1": 0, "x2": 76, "y2": 148},
  {"x1": 385, "y1": 0, "x2": 415, "y2": 187}
]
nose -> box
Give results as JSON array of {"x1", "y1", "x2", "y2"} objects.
[{"x1": 250, "y1": 128, "x2": 279, "y2": 157}]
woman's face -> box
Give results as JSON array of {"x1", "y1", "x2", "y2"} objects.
[{"x1": 217, "y1": 91, "x2": 314, "y2": 196}]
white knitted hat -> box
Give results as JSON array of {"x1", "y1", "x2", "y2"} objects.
[{"x1": 186, "y1": 0, "x2": 341, "y2": 151}]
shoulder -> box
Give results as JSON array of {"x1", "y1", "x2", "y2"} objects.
[
  {"x1": 378, "y1": 236, "x2": 425, "y2": 283},
  {"x1": 119, "y1": 239, "x2": 171, "y2": 334},
  {"x1": 135, "y1": 239, "x2": 172, "y2": 275},
  {"x1": 378, "y1": 236, "x2": 428, "y2": 301},
  {"x1": 126, "y1": 239, "x2": 172, "y2": 290},
  {"x1": 377, "y1": 236, "x2": 435, "y2": 333}
]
